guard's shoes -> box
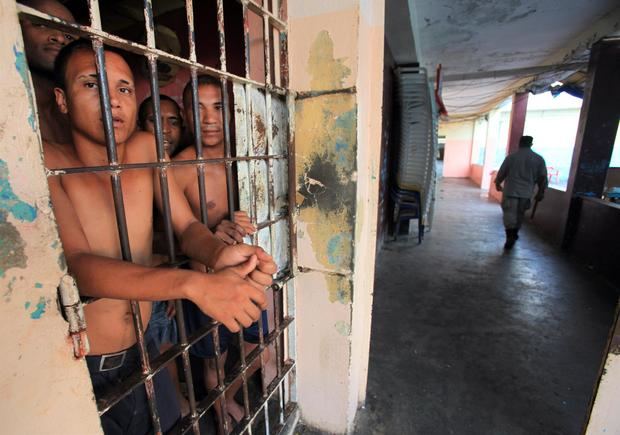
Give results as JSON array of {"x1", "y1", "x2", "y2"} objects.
[{"x1": 504, "y1": 228, "x2": 519, "y2": 250}]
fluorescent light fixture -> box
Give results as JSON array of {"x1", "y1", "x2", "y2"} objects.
[{"x1": 551, "y1": 81, "x2": 564, "y2": 87}]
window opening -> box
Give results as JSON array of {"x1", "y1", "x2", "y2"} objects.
[
  {"x1": 523, "y1": 91, "x2": 583, "y2": 191},
  {"x1": 16, "y1": 0, "x2": 296, "y2": 433}
]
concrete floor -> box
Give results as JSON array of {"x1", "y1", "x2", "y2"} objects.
[{"x1": 350, "y1": 178, "x2": 618, "y2": 435}]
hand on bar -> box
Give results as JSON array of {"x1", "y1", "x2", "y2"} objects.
[{"x1": 214, "y1": 210, "x2": 256, "y2": 244}]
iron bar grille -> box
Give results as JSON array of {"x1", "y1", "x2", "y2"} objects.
[{"x1": 17, "y1": 0, "x2": 296, "y2": 433}]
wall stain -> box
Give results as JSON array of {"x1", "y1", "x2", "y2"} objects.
[
  {"x1": 327, "y1": 233, "x2": 352, "y2": 266},
  {"x1": 1, "y1": 160, "x2": 37, "y2": 222},
  {"x1": 296, "y1": 94, "x2": 357, "y2": 271},
  {"x1": 334, "y1": 320, "x2": 351, "y2": 336},
  {"x1": 326, "y1": 275, "x2": 352, "y2": 304},
  {"x1": 4, "y1": 277, "x2": 17, "y2": 302},
  {"x1": 0, "y1": 159, "x2": 36, "y2": 277},
  {"x1": 13, "y1": 45, "x2": 36, "y2": 131},
  {"x1": 307, "y1": 31, "x2": 351, "y2": 91},
  {"x1": 0, "y1": 218, "x2": 27, "y2": 278}
]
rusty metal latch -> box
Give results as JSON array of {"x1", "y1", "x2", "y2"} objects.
[{"x1": 58, "y1": 274, "x2": 90, "y2": 359}]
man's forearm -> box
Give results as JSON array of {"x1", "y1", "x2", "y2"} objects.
[
  {"x1": 179, "y1": 221, "x2": 227, "y2": 269},
  {"x1": 68, "y1": 252, "x2": 198, "y2": 301}
]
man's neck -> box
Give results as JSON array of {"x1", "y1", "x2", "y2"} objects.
[
  {"x1": 73, "y1": 132, "x2": 126, "y2": 167},
  {"x1": 203, "y1": 143, "x2": 225, "y2": 159}
]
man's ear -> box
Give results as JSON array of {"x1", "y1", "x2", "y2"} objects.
[{"x1": 54, "y1": 88, "x2": 69, "y2": 114}]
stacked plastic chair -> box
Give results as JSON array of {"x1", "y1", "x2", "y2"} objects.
[{"x1": 392, "y1": 66, "x2": 438, "y2": 243}]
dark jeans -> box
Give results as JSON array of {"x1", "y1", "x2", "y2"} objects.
[
  {"x1": 182, "y1": 299, "x2": 269, "y2": 358},
  {"x1": 86, "y1": 339, "x2": 181, "y2": 434}
]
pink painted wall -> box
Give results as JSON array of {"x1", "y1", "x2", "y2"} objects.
[
  {"x1": 470, "y1": 164, "x2": 483, "y2": 186},
  {"x1": 489, "y1": 171, "x2": 502, "y2": 202},
  {"x1": 440, "y1": 121, "x2": 474, "y2": 178}
]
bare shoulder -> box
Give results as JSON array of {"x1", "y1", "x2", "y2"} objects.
[
  {"x1": 171, "y1": 146, "x2": 197, "y2": 188},
  {"x1": 125, "y1": 130, "x2": 157, "y2": 163},
  {"x1": 173, "y1": 146, "x2": 197, "y2": 162},
  {"x1": 42, "y1": 141, "x2": 76, "y2": 169}
]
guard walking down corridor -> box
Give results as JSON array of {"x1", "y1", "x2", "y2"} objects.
[{"x1": 495, "y1": 135, "x2": 548, "y2": 250}]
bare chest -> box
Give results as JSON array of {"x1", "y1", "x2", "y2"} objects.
[
  {"x1": 60, "y1": 170, "x2": 154, "y2": 264},
  {"x1": 186, "y1": 164, "x2": 230, "y2": 228}
]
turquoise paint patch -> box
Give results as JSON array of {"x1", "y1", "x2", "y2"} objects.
[
  {"x1": 0, "y1": 160, "x2": 37, "y2": 222},
  {"x1": 13, "y1": 45, "x2": 36, "y2": 130},
  {"x1": 30, "y1": 297, "x2": 46, "y2": 319},
  {"x1": 335, "y1": 109, "x2": 356, "y2": 130},
  {"x1": 327, "y1": 234, "x2": 342, "y2": 264},
  {"x1": 327, "y1": 233, "x2": 351, "y2": 265},
  {"x1": 34, "y1": 282, "x2": 42, "y2": 288},
  {"x1": 24, "y1": 301, "x2": 31, "y2": 310},
  {"x1": 335, "y1": 141, "x2": 348, "y2": 152}
]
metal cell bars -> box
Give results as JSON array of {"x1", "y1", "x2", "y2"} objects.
[
  {"x1": 233, "y1": 1, "x2": 295, "y2": 433},
  {"x1": 17, "y1": 0, "x2": 296, "y2": 434}
]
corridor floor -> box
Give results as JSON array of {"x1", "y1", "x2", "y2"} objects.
[{"x1": 353, "y1": 178, "x2": 618, "y2": 435}]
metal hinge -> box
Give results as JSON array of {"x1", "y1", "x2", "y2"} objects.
[{"x1": 58, "y1": 275, "x2": 90, "y2": 358}]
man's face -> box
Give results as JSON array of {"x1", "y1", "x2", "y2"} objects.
[
  {"x1": 185, "y1": 84, "x2": 224, "y2": 148},
  {"x1": 56, "y1": 49, "x2": 137, "y2": 146},
  {"x1": 20, "y1": 0, "x2": 76, "y2": 73},
  {"x1": 143, "y1": 100, "x2": 182, "y2": 153}
]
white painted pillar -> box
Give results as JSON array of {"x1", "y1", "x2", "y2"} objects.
[
  {"x1": 288, "y1": 0, "x2": 385, "y2": 432},
  {"x1": 0, "y1": 1, "x2": 101, "y2": 433}
]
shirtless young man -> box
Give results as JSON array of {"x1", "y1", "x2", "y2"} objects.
[
  {"x1": 138, "y1": 93, "x2": 187, "y2": 413},
  {"x1": 45, "y1": 40, "x2": 275, "y2": 433},
  {"x1": 173, "y1": 75, "x2": 270, "y2": 426},
  {"x1": 19, "y1": 0, "x2": 75, "y2": 144},
  {"x1": 138, "y1": 94, "x2": 183, "y2": 156}
]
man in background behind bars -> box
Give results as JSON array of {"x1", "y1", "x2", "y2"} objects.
[
  {"x1": 19, "y1": 0, "x2": 75, "y2": 144},
  {"x1": 43, "y1": 39, "x2": 276, "y2": 434},
  {"x1": 174, "y1": 75, "x2": 271, "y2": 427},
  {"x1": 495, "y1": 135, "x2": 548, "y2": 250}
]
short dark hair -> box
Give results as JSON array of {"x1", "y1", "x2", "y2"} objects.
[
  {"x1": 138, "y1": 94, "x2": 181, "y2": 129},
  {"x1": 182, "y1": 74, "x2": 221, "y2": 109},
  {"x1": 519, "y1": 135, "x2": 534, "y2": 147},
  {"x1": 53, "y1": 39, "x2": 128, "y2": 90}
]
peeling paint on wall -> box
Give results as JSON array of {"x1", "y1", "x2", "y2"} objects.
[
  {"x1": 308, "y1": 31, "x2": 351, "y2": 91},
  {"x1": 326, "y1": 275, "x2": 352, "y2": 304},
  {"x1": 0, "y1": 160, "x2": 37, "y2": 278},
  {"x1": 12, "y1": 45, "x2": 36, "y2": 131},
  {"x1": 0, "y1": 160, "x2": 38, "y2": 223},
  {"x1": 29, "y1": 297, "x2": 47, "y2": 320},
  {"x1": 296, "y1": 94, "x2": 357, "y2": 271}
]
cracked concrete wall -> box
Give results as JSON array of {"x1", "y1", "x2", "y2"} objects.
[
  {"x1": 289, "y1": 0, "x2": 384, "y2": 432},
  {"x1": 0, "y1": 1, "x2": 101, "y2": 432}
]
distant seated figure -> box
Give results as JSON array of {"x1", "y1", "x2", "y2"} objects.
[
  {"x1": 495, "y1": 135, "x2": 547, "y2": 250},
  {"x1": 138, "y1": 95, "x2": 183, "y2": 156},
  {"x1": 19, "y1": 0, "x2": 75, "y2": 144}
]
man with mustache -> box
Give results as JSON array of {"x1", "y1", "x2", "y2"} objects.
[
  {"x1": 45, "y1": 40, "x2": 276, "y2": 434},
  {"x1": 19, "y1": 0, "x2": 75, "y2": 144}
]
